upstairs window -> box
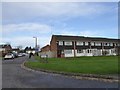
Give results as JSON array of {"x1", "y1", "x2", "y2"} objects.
[
  {"x1": 65, "y1": 41, "x2": 72, "y2": 46},
  {"x1": 85, "y1": 42, "x2": 88, "y2": 46},
  {"x1": 95, "y1": 42, "x2": 101, "y2": 46},
  {"x1": 118, "y1": 43, "x2": 120, "y2": 46},
  {"x1": 104, "y1": 43, "x2": 109, "y2": 46},
  {"x1": 76, "y1": 42, "x2": 83, "y2": 46},
  {"x1": 91, "y1": 42, "x2": 94, "y2": 46},
  {"x1": 110, "y1": 43, "x2": 113, "y2": 46},
  {"x1": 115, "y1": 43, "x2": 118, "y2": 46},
  {"x1": 58, "y1": 41, "x2": 63, "y2": 45}
]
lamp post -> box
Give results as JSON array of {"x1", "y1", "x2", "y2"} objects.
[{"x1": 33, "y1": 37, "x2": 37, "y2": 49}]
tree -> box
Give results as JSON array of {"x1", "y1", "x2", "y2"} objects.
[{"x1": 24, "y1": 47, "x2": 28, "y2": 52}]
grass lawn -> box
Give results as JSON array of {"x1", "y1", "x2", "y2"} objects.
[{"x1": 25, "y1": 56, "x2": 118, "y2": 75}]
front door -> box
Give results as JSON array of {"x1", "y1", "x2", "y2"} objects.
[{"x1": 57, "y1": 50, "x2": 61, "y2": 57}]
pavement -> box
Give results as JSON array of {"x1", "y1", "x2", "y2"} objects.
[{"x1": 2, "y1": 56, "x2": 119, "y2": 88}]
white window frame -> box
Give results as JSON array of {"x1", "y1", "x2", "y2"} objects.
[
  {"x1": 110, "y1": 43, "x2": 113, "y2": 46},
  {"x1": 85, "y1": 42, "x2": 88, "y2": 46},
  {"x1": 103, "y1": 43, "x2": 109, "y2": 46},
  {"x1": 95, "y1": 42, "x2": 101, "y2": 46},
  {"x1": 64, "y1": 50, "x2": 72, "y2": 54},
  {"x1": 77, "y1": 49, "x2": 83, "y2": 53},
  {"x1": 91, "y1": 42, "x2": 94, "y2": 46},
  {"x1": 115, "y1": 43, "x2": 118, "y2": 46},
  {"x1": 58, "y1": 41, "x2": 63, "y2": 45},
  {"x1": 64, "y1": 41, "x2": 72, "y2": 46},
  {"x1": 76, "y1": 41, "x2": 83, "y2": 46},
  {"x1": 118, "y1": 43, "x2": 120, "y2": 46}
]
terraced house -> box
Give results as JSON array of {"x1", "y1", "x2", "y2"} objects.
[
  {"x1": 40, "y1": 35, "x2": 119, "y2": 58},
  {"x1": 0, "y1": 43, "x2": 12, "y2": 57}
]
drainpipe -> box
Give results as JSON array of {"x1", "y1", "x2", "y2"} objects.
[
  {"x1": 102, "y1": 42, "x2": 104, "y2": 56},
  {"x1": 73, "y1": 41, "x2": 76, "y2": 57},
  {"x1": 89, "y1": 42, "x2": 91, "y2": 54}
]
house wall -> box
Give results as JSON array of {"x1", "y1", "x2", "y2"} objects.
[
  {"x1": 41, "y1": 45, "x2": 50, "y2": 52},
  {"x1": 63, "y1": 48, "x2": 116, "y2": 57},
  {"x1": 39, "y1": 51, "x2": 55, "y2": 58},
  {"x1": 41, "y1": 35, "x2": 119, "y2": 58},
  {"x1": 57, "y1": 40, "x2": 118, "y2": 57},
  {"x1": 64, "y1": 49, "x2": 93, "y2": 57},
  {"x1": 64, "y1": 50, "x2": 74, "y2": 57},
  {"x1": 0, "y1": 44, "x2": 12, "y2": 57},
  {"x1": 50, "y1": 36, "x2": 57, "y2": 57}
]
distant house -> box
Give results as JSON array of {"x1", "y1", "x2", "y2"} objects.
[
  {"x1": 40, "y1": 35, "x2": 119, "y2": 58},
  {"x1": 40, "y1": 45, "x2": 52, "y2": 58},
  {"x1": 26, "y1": 48, "x2": 36, "y2": 54},
  {"x1": 0, "y1": 44, "x2": 12, "y2": 57},
  {"x1": 12, "y1": 48, "x2": 20, "y2": 54}
]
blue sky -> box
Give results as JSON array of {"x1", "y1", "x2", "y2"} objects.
[{"x1": 1, "y1": 2, "x2": 118, "y2": 48}]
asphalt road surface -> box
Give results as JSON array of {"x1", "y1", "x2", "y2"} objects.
[{"x1": 2, "y1": 56, "x2": 118, "y2": 88}]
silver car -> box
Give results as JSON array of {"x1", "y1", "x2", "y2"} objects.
[{"x1": 4, "y1": 53, "x2": 14, "y2": 59}]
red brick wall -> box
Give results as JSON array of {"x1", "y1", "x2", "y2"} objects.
[
  {"x1": 50, "y1": 36, "x2": 57, "y2": 57},
  {"x1": 41, "y1": 45, "x2": 50, "y2": 52}
]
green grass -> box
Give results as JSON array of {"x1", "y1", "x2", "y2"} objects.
[{"x1": 25, "y1": 56, "x2": 119, "y2": 75}]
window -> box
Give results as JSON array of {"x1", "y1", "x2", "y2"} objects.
[
  {"x1": 65, "y1": 41, "x2": 72, "y2": 45},
  {"x1": 91, "y1": 42, "x2": 94, "y2": 46},
  {"x1": 95, "y1": 42, "x2": 101, "y2": 46},
  {"x1": 88, "y1": 50, "x2": 89, "y2": 53},
  {"x1": 104, "y1": 43, "x2": 109, "y2": 46},
  {"x1": 115, "y1": 43, "x2": 118, "y2": 46},
  {"x1": 85, "y1": 42, "x2": 88, "y2": 46},
  {"x1": 64, "y1": 50, "x2": 72, "y2": 54},
  {"x1": 58, "y1": 41, "x2": 63, "y2": 45},
  {"x1": 110, "y1": 43, "x2": 113, "y2": 46},
  {"x1": 118, "y1": 43, "x2": 120, "y2": 46},
  {"x1": 105, "y1": 43, "x2": 108, "y2": 46},
  {"x1": 113, "y1": 43, "x2": 114, "y2": 46},
  {"x1": 76, "y1": 42, "x2": 83, "y2": 46},
  {"x1": 111, "y1": 49, "x2": 115, "y2": 53},
  {"x1": 77, "y1": 49, "x2": 83, "y2": 53}
]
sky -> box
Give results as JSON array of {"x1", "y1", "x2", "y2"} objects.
[{"x1": 1, "y1": 2, "x2": 118, "y2": 48}]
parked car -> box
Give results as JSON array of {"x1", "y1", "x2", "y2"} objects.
[
  {"x1": 18, "y1": 53, "x2": 28, "y2": 57},
  {"x1": 4, "y1": 53, "x2": 14, "y2": 60},
  {"x1": 12, "y1": 52, "x2": 18, "y2": 58},
  {"x1": 22, "y1": 53, "x2": 28, "y2": 56},
  {"x1": 18, "y1": 53, "x2": 23, "y2": 57}
]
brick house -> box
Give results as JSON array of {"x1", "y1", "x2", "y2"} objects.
[
  {"x1": 40, "y1": 35, "x2": 119, "y2": 58},
  {"x1": 12, "y1": 48, "x2": 20, "y2": 54},
  {"x1": 0, "y1": 44, "x2": 12, "y2": 57},
  {"x1": 40, "y1": 45, "x2": 53, "y2": 58}
]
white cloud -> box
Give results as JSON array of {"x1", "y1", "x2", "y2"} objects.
[
  {"x1": 2, "y1": 36, "x2": 51, "y2": 48},
  {"x1": 2, "y1": 23, "x2": 53, "y2": 47},
  {"x1": 2, "y1": 23, "x2": 52, "y2": 34},
  {"x1": 1, "y1": 0, "x2": 119, "y2": 2},
  {"x1": 3, "y1": 2, "x2": 114, "y2": 23}
]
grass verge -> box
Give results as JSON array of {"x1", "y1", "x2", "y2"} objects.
[{"x1": 25, "y1": 56, "x2": 118, "y2": 75}]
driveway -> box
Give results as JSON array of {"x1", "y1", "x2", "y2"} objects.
[{"x1": 2, "y1": 56, "x2": 118, "y2": 88}]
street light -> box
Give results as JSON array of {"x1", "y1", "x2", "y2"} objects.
[{"x1": 33, "y1": 37, "x2": 37, "y2": 49}]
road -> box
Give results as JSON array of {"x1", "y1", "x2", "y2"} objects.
[{"x1": 2, "y1": 56, "x2": 118, "y2": 88}]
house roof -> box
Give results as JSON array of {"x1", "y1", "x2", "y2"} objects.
[
  {"x1": 51, "y1": 35, "x2": 119, "y2": 42},
  {"x1": 41, "y1": 44, "x2": 50, "y2": 49},
  {"x1": 12, "y1": 48, "x2": 20, "y2": 51},
  {"x1": 0, "y1": 44, "x2": 12, "y2": 48}
]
